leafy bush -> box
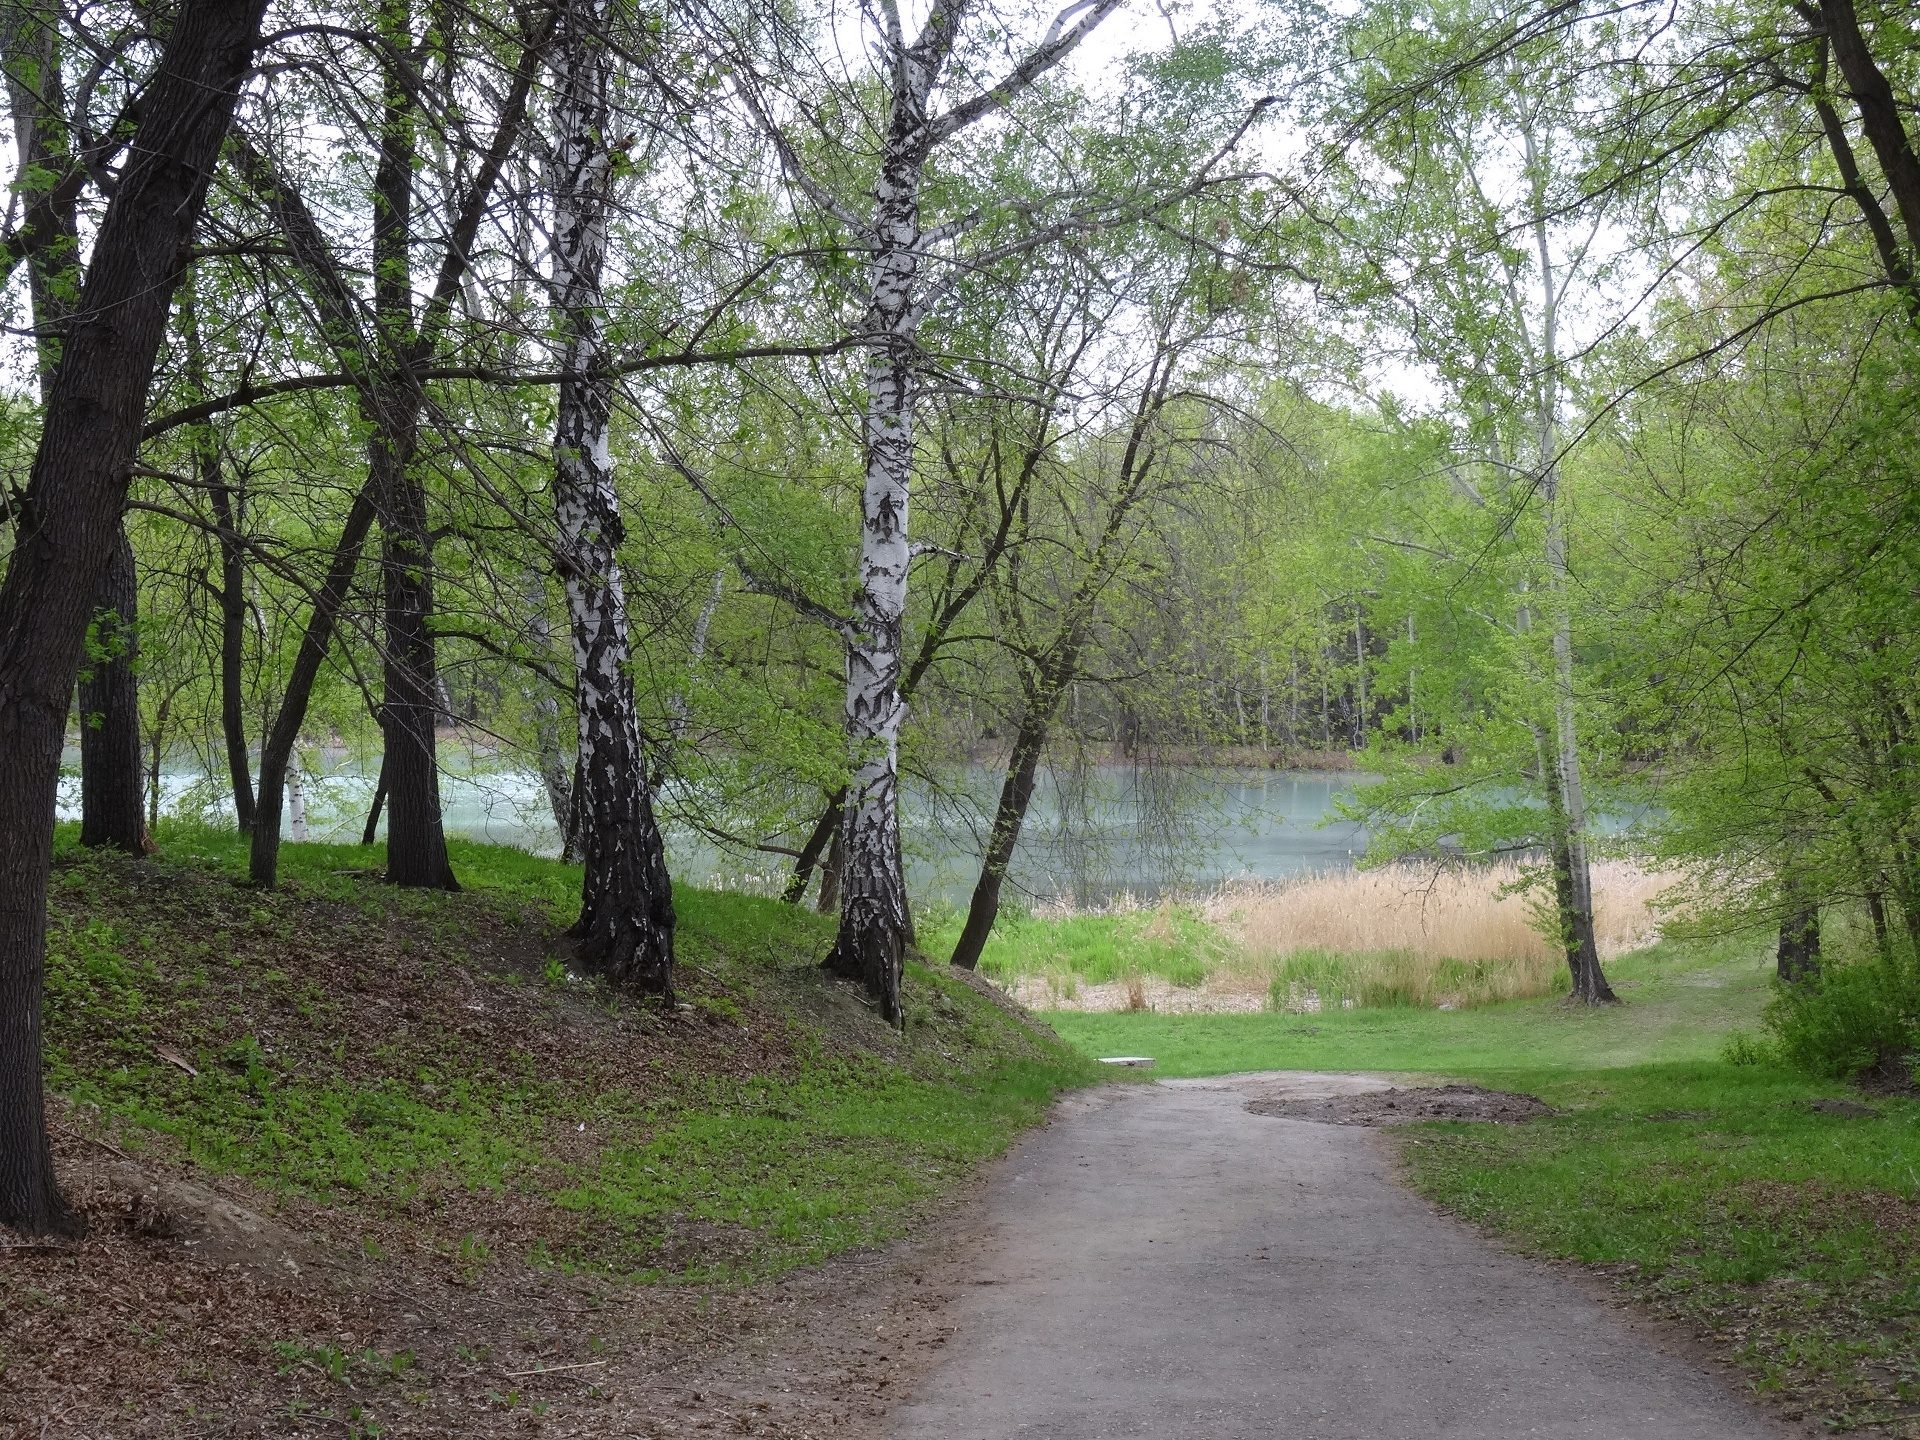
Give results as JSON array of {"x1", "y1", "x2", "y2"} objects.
[
  {"x1": 1719, "y1": 1028, "x2": 1773, "y2": 1066},
  {"x1": 1762, "y1": 954, "x2": 1919, "y2": 1079}
]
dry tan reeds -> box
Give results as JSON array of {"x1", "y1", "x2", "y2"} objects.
[
  {"x1": 1207, "y1": 860, "x2": 1676, "y2": 965},
  {"x1": 1006, "y1": 862, "x2": 1681, "y2": 1014}
]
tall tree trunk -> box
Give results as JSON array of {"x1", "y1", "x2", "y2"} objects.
[
  {"x1": 1777, "y1": 895, "x2": 1821, "y2": 986},
  {"x1": 374, "y1": 420, "x2": 456, "y2": 889},
  {"x1": 1819, "y1": 0, "x2": 1920, "y2": 257},
  {"x1": 211, "y1": 465, "x2": 254, "y2": 833},
  {"x1": 362, "y1": 757, "x2": 388, "y2": 846},
  {"x1": 1535, "y1": 723, "x2": 1613, "y2": 1002},
  {"x1": 77, "y1": 528, "x2": 145, "y2": 849},
  {"x1": 784, "y1": 789, "x2": 846, "y2": 904},
  {"x1": 817, "y1": 815, "x2": 845, "y2": 916},
  {"x1": 0, "y1": 0, "x2": 268, "y2": 1238},
  {"x1": 951, "y1": 707, "x2": 1048, "y2": 971},
  {"x1": 1528, "y1": 158, "x2": 1610, "y2": 1005},
  {"x1": 185, "y1": 279, "x2": 254, "y2": 832},
  {"x1": 4, "y1": 0, "x2": 141, "y2": 849},
  {"x1": 250, "y1": 482, "x2": 380, "y2": 887},
  {"x1": 824, "y1": 73, "x2": 934, "y2": 1025},
  {"x1": 185, "y1": 286, "x2": 254, "y2": 833},
  {"x1": 368, "y1": 4, "x2": 455, "y2": 892},
  {"x1": 548, "y1": 0, "x2": 672, "y2": 990}
]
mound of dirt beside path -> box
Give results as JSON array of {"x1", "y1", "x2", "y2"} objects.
[{"x1": 1246, "y1": 1084, "x2": 1553, "y2": 1126}]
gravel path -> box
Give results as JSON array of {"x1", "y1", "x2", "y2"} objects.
[{"x1": 890, "y1": 1072, "x2": 1797, "y2": 1440}]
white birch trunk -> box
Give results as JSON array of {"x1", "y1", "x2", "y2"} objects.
[
  {"x1": 1529, "y1": 170, "x2": 1611, "y2": 1002},
  {"x1": 824, "y1": 36, "x2": 945, "y2": 1023},
  {"x1": 287, "y1": 761, "x2": 307, "y2": 843},
  {"x1": 549, "y1": 0, "x2": 674, "y2": 992}
]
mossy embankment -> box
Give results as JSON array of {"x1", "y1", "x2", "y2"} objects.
[{"x1": 39, "y1": 825, "x2": 1097, "y2": 1277}]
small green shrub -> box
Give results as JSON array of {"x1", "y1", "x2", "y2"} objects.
[
  {"x1": 1719, "y1": 1028, "x2": 1773, "y2": 1066},
  {"x1": 1763, "y1": 956, "x2": 1918, "y2": 1079}
]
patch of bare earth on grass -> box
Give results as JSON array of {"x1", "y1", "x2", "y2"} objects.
[{"x1": 1247, "y1": 1084, "x2": 1555, "y2": 1125}]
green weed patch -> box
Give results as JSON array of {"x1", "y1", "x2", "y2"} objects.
[
  {"x1": 43, "y1": 828, "x2": 1097, "y2": 1280},
  {"x1": 1401, "y1": 1066, "x2": 1920, "y2": 1432}
]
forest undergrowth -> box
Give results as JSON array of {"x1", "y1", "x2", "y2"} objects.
[{"x1": 5, "y1": 828, "x2": 1096, "y2": 1438}]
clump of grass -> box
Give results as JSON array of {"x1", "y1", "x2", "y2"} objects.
[
  {"x1": 959, "y1": 900, "x2": 1231, "y2": 992},
  {"x1": 1266, "y1": 946, "x2": 1572, "y2": 1012}
]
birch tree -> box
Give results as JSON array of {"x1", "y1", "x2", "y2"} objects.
[
  {"x1": 547, "y1": 0, "x2": 676, "y2": 992},
  {"x1": 1325, "y1": 21, "x2": 1622, "y2": 1000},
  {"x1": 726, "y1": 0, "x2": 1122, "y2": 1020}
]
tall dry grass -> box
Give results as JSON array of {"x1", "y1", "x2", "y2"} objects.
[
  {"x1": 1004, "y1": 862, "x2": 1681, "y2": 1014},
  {"x1": 1210, "y1": 860, "x2": 1674, "y2": 963}
]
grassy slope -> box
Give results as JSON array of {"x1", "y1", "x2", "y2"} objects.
[
  {"x1": 1042, "y1": 931, "x2": 1920, "y2": 1434},
  {"x1": 40, "y1": 823, "x2": 1099, "y2": 1281}
]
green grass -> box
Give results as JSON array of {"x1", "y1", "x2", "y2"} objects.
[
  {"x1": 44, "y1": 824, "x2": 1099, "y2": 1280},
  {"x1": 919, "y1": 902, "x2": 1231, "y2": 989},
  {"x1": 1401, "y1": 1066, "x2": 1920, "y2": 1431},
  {"x1": 1050, "y1": 931, "x2": 1770, "y2": 1073}
]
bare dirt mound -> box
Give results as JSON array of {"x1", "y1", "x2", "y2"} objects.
[{"x1": 1246, "y1": 1083, "x2": 1553, "y2": 1125}]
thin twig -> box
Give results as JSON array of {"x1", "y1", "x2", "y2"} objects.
[
  {"x1": 52, "y1": 1121, "x2": 132, "y2": 1162},
  {"x1": 499, "y1": 1359, "x2": 608, "y2": 1377}
]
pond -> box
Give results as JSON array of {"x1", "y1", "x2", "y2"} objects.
[{"x1": 62, "y1": 751, "x2": 1372, "y2": 907}]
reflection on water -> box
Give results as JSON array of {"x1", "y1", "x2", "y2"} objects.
[
  {"x1": 65, "y1": 749, "x2": 1370, "y2": 907},
  {"x1": 904, "y1": 765, "x2": 1370, "y2": 907}
]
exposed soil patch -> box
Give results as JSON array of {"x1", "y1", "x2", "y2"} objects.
[
  {"x1": 1246, "y1": 1083, "x2": 1553, "y2": 1126},
  {"x1": 3, "y1": 1124, "x2": 993, "y2": 1440},
  {"x1": 5, "y1": 848, "x2": 1078, "y2": 1439}
]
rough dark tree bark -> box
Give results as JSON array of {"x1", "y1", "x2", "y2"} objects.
[
  {"x1": 950, "y1": 710, "x2": 1047, "y2": 971},
  {"x1": 368, "y1": 3, "x2": 455, "y2": 893},
  {"x1": 0, "y1": 0, "x2": 269, "y2": 1237},
  {"x1": 249, "y1": 482, "x2": 379, "y2": 887},
  {"x1": 548, "y1": 0, "x2": 673, "y2": 989},
  {"x1": 1819, "y1": 0, "x2": 1920, "y2": 256},
  {"x1": 209, "y1": 459, "x2": 254, "y2": 834},
  {"x1": 3, "y1": 0, "x2": 143, "y2": 849},
  {"x1": 232, "y1": 9, "x2": 545, "y2": 890},
  {"x1": 816, "y1": 816, "x2": 845, "y2": 916},
  {"x1": 783, "y1": 789, "x2": 846, "y2": 903},
  {"x1": 183, "y1": 278, "x2": 254, "y2": 832},
  {"x1": 362, "y1": 757, "x2": 389, "y2": 846},
  {"x1": 949, "y1": 349, "x2": 1173, "y2": 972},
  {"x1": 77, "y1": 528, "x2": 145, "y2": 850},
  {"x1": 1777, "y1": 902, "x2": 1822, "y2": 986}
]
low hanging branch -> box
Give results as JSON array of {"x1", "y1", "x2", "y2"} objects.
[{"x1": 141, "y1": 338, "x2": 868, "y2": 439}]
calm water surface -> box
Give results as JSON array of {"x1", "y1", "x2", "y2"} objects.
[{"x1": 63, "y1": 752, "x2": 1370, "y2": 906}]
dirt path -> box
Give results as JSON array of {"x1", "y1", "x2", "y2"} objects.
[{"x1": 890, "y1": 1073, "x2": 1801, "y2": 1440}]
